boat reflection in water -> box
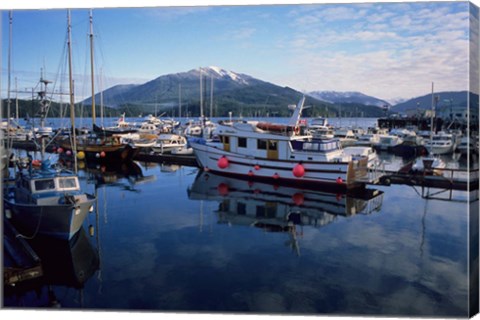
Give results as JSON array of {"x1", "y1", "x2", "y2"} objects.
[
  {"x1": 4, "y1": 227, "x2": 99, "y2": 308},
  {"x1": 188, "y1": 171, "x2": 384, "y2": 254}
]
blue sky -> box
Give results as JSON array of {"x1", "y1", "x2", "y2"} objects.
[{"x1": 1, "y1": 0, "x2": 478, "y2": 104}]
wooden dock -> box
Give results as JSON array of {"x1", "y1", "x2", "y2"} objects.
[
  {"x1": 376, "y1": 165, "x2": 479, "y2": 192},
  {"x1": 3, "y1": 218, "x2": 43, "y2": 286}
]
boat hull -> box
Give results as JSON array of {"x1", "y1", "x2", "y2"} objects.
[
  {"x1": 4, "y1": 194, "x2": 95, "y2": 240},
  {"x1": 59, "y1": 141, "x2": 140, "y2": 163},
  {"x1": 191, "y1": 142, "x2": 360, "y2": 191}
]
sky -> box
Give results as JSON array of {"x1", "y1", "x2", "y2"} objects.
[{"x1": 0, "y1": 0, "x2": 479, "y2": 104}]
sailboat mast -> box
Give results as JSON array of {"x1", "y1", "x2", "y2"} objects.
[
  {"x1": 67, "y1": 10, "x2": 78, "y2": 172},
  {"x1": 430, "y1": 82, "x2": 434, "y2": 142},
  {"x1": 7, "y1": 11, "x2": 12, "y2": 136},
  {"x1": 178, "y1": 83, "x2": 182, "y2": 119},
  {"x1": 210, "y1": 74, "x2": 213, "y2": 118},
  {"x1": 89, "y1": 9, "x2": 96, "y2": 125},
  {"x1": 199, "y1": 67, "x2": 204, "y2": 118}
]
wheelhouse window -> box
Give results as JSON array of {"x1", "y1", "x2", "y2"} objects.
[
  {"x1": 257, "y1": 139, "x2": 267, "y2": 150},
  {"x1": 58, "y1": 177, "x2": 78, "y2": 190},
  {"x1": 238, "y1": 137, "x2": 247, "y2": 148},
  {"x1": 34, "y1": 179, "x2": 55, "y2": 192}
]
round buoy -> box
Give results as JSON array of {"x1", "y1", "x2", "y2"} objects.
[
  {"x1": 204, "y1": 166, "x2": 210, "y2": 172},
  {"x1": 32, "y1": 159, "x2": 41, "y2": 167},
  {"x1": 292, "y1": 163, "x2": 305, "y2": 178},
  {"x1": 292, "y1": 193, "x2": 304, "y2": 206},
  {"x1": 57, "y1": 147, "x2": 64, "y2": 154},
  {"x1": 273, "y1": 172, "x2": 280, "y2": 179},
  {"x1": 95, "y1": 153, "x2": 100, "y2": 158},
  {"x1": 217, "y1": 156, "x2": 229, "y2": 169},
  {"x1": 66, "y1": 150, "x2": 72, "y2": 156},
  {"x1": 254, "y1": 165, "x2": 261, "y2": 171},
  {"x1": 78, "y1": 161, "x2": 85, "y2": 169},
  {"x1": 336, "y1": 177, "x2": 343, "y2": 184},
  {"x1": 100, "y1": 151, "x2": 106, "y2": 158},
  {"x1": 77, "y1": 151, "x2": 85, "y2": 160},
  {"x1": 217, "y1": 183, "x2": 229, "y2": 196},
  {"x1": 248, "y1": 170, "x2": 254, "y2": 177}
]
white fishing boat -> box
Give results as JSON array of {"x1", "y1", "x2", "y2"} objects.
[
  {"x1": 307, "y1": 117, "x2": 335, "y2": 139},
  {"x1": 151, "y1": 133, "x2": 189, "y2": 154},
  {"x1": 354, "y1": 133, "x2": 380, "y2": 147},
  {"x1": 190, "y1": 97, "x2": 382, "y2": 190},
  {"x1": 374, "y1": 134, "x2": 403, "y2": 151},
  {"x1": 424, "y1": 132, "x2": 456, "y2": 155},
  {"x1": 333, "y1": 128, "x2": 357, "y2": 147}
]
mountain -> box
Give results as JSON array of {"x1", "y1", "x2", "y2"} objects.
[
  {"x1": 307, "y1": 91, "x2": 391, "y2": 108},
  {"x1": 390, "y1": 91, "x2": 478, "y2": 114},
  {"x1": 83, "y1": 67, "x2": 389, "y2": 118}
]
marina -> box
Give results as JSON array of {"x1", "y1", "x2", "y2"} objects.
[
  {"x1": 1, "y1": 2, "x2": 479, "y2": 317},
  {"x1": 2, "y1": 114, "x2": 478, "y2": 316}
]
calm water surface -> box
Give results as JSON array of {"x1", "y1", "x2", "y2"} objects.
[
  {"x1": 3, "y1": 117, "x2": 477, "y2": 316},
  {"x1": 4, "y1": 156, "x2": 475, "y2": 317}
]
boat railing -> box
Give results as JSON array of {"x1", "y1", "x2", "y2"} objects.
[{"x1": 352, "y1": 159, "x2": 386, "y2": 184}]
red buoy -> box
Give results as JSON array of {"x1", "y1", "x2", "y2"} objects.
[
  {"x1": 57, "y1": 147, "x2": 64, "y2": 154},
  {"x1": 217, "y1": 156, "x2": 229, "y2": 169},
  {"x1": 292, "y1": 193, "x2": 304, "y2": 206},
  {"x1": 273, "y1": 172, "x2": 280, "y2": 179},
  {"x1": 336, "y1": 177, "x2": 343, "y2": 184},
  {"x1": 100, "y1": 151, "x2": 106, "y2": 158},
  {"x1": 248, "y1": 170, "x2": 254, "y2": 177},
  {"x1": 292, "y1": 163, "x2": 305, "y2": 178},
  {"x1": 254, "y1": 165, "x2": 261, "y2": 171}
]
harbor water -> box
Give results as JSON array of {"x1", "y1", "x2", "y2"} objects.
[{"x1": 3, "y1": 117, "x2": 478, "y2": 316}]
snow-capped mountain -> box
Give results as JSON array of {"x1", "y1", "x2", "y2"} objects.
[{"x1": 308, "y1": 90, "x2": 391, "y2": 108}]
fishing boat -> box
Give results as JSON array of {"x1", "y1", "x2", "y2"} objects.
[
  {"x1": 93, "y1": 113, "x2": 138, "y2": 136},
  {"x1": 333, "y1": 128, "x2": 357, "y2": 147},
  {"x1": 3, "y1": 11, "x2": 96, "y2": 240},
  {"x1": 307, "y1": 117, "x2": 335, "y2": 139},
  {"x1": 4, "y1": 160, "x2": 95, "y2": 240},
  {"x1": 57, "y1": 11, "x2": 139, "y2": 163},
  {"x1": 190, "y1": 97, "x2": 382, "y2": 190},
  {"x1": 151, "y1": 133, "x2": 189, "y2": 154},
  {"x1": 374, "y1": 134, "x2": 403, "y2": 151},
  {"x1": 424, "y1": 132, "x2": 456, "y2": 155}
]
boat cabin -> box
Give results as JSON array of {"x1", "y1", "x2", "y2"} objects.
[{"x1": 15, "y1": 171, "x2": 81, "y2": 205}]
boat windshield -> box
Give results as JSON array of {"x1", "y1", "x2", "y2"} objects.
[
  {"x1": 58, "y1": 177, "x2": 78, "y2": 190},
  {"x1": 34, "y1": 179, "x2": 55, "y2": 192}
]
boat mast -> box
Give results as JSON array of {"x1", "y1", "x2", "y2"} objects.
[
  {"x1": 89, "y1": 9, "x2": 96, "y2": 125},
  {"x1": 199, "y1": 67, "x2": 204, "y2": 118},
  {"x1": 209, "y1": 74, "x2": 213, "y2": 118},
  {"x1": 7, "y1": 11, "x2": 12, "y2": 146},
  {"x1": 67, "y1": 10, "x2": 78, "y2": 172},
  {"x1": 178, "y1": 83, "x2": 182, "y2": 119},
  {"x1": 430, "y1": 82, "x2": 434, "y2": 143}
]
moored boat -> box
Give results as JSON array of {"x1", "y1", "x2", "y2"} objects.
[
  {"x1": 190, "y1": 97, "x2": 382, "y2": 190},
  {"x1": 4, "y1": 160, "x2": 95, "y2": 240}
]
